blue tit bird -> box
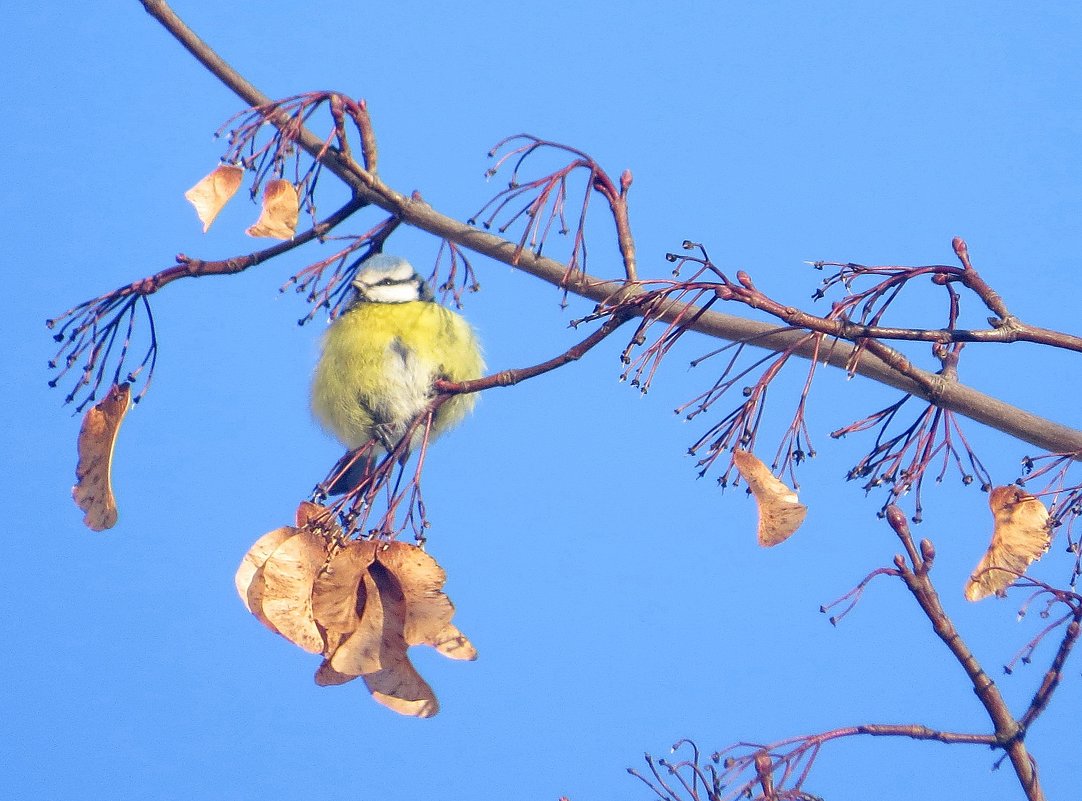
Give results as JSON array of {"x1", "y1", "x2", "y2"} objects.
[{"x1": 311, "y1": 254, "x2": 484, "y2": 489}]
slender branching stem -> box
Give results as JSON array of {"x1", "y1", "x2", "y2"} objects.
[
  {"x1": 884, "y1": 507, "x2": 1045, "y2": 801},
  {"x1": 139, "y1": 0, "x2": 1082, "y2": 458}
]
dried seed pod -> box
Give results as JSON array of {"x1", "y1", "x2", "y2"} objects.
[{"x1": 965, "y1": 486, "x2": 1051, "y2": 601}]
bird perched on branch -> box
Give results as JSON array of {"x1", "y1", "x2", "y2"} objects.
[{"x1": 311, "y1": 254, "x2": 484, "y2": 490}]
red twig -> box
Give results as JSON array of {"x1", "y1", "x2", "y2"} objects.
[
  {"x1": 475, "y1": 135, "x2": 638, "y2": 291},
  {"x1": 315, "y1": 312, "x2": 633, "y2": 539},
  {"x1": 282, "y1": 214, "x2": 401, "y2": 323},
  {"x1": 47, "y1": 196, "x2": 365, "y2": 408},
  {"x1": 818, "y1": 567, "x2": 900, "y2": 625}
]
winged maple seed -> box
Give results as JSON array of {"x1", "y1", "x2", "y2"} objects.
[
  {"x1": 245, "y1": 179, "x2": 299, "y2": 239},
  {"x1": 259, "y1": 528, "x2": 329, "y2": 654},
  {"x1": 183, "y1": 164, "x2": 244, "y2": 232},
  {"x1": 234, "y1": 525, "x2": 294, "y2": 635},
  {"x1": 732, "y1": 449, "x2": 808, "y2": 547},
  {"x1": 311, "y1": 538, "x2": 378, "y2": 664},
  {"x1": 353, "y1": 560, "x2": 441, "y2": 717},
  {"x1": 72, "y1": 382, "x2": 132, "y2": 531},
  {"x1": 964, "y1": 485, "x2": 1052, "y2": 601},
  {"x1": 235, "y1": 502, "x2": 476, "y2": 717}
]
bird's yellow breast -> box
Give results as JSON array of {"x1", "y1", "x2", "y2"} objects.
[{"x1": 311, "y1": 300, "x2": 484, "y2": 450}]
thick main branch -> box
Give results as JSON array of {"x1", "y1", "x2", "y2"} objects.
[{"x1": 140, "y1": 0, "x2": 1082, "y2": 459}]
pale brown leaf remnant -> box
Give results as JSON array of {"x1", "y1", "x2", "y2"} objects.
[
  {"x1": 376, "y1": 542, "x2": 478, "y2": 659},
  {"x1": 184, "y1": 165, "x2": 244, "y2": 232},
  {"x1": 313, "y1": 539, "x2": 378, "y2": 673},
  {"x1": 72, "y1": 383, "x2": 131, "y2": 531},
  {"x1": 964, "y1": 485, "x2": 1051, "y2": 601},
  {"x1": 258, "y1": 528, "x2": 330, "y2": 654},
  {"x1": 234, "y1": 526, "x2": 295, "y2": 634},
  {"x1": 245, "y1": 179, "x2": 299, "y2": 239},
  {"x1": 732, "y1": 449, "x2": 808, "y2": 547},
  {"x1": 358, "y1": 560, "x2": 440, "y2": 718}
]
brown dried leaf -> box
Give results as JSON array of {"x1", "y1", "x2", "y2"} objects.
[
  {"x1": 72, "y1": 383, "x2": 131, "y2": 531},
  {"x1": 235, "y1": 526, "x2": 296, "y2": 634},
  {"x1": 306, "y1": 540, "x2": 471, "y2": 715},
  {"x1": 732, "y1": 449, "x2": 808, "y2": 547},
  {"x1": 428, "y1": 623, "x2": 477, "y2": 661},
  {"x1": 295, "y1": 500, "x2": 338, "y2": 531},
  {"x1": 375, "y1": 542, "x2": 478, "y2": 660},
  {"x1": 361, "y1": 560, "x2": 439, "y2": 718},
  {"x1": 260, "y1": 529, "x2": 330, "y2": 653},
  {"x1": 311, "y1": 540, "x2": 378, "y2": 657},
  {"x1": 365, "y1": 666, "x2": 439, "y2": 718},
  {"x1": 245, "y1": 179, "x2": 298, "y2": 239},
  {"x1": 319, "y1": 556, "x2": 440, "y2": 715},
  {"x1": 184, "y1": 165, "x2": 243, "y2": 232},
  {"x1": 328, "y1": 562, "x2": 387, "y2": 678},
  {"x1": 314, "y1": 660, "x2": 360, "y2": 687},
  {"x1": 965, "y1": 486, "x2": 1051, "y2": 601}
]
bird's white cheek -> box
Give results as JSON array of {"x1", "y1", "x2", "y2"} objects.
[{"x1": 363, "y1": 282, "x2": 422, "y2": 304}]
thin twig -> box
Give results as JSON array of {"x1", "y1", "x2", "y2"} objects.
[
  {"x1": 435, "y1": 312, "x2": 633, "y2": 395},
  {"x1": 1018, "y1": 611, "x2": 1082, "y2": 730}
]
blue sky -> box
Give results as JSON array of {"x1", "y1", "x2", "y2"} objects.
[{"x1": 3, "y1": 2, "x2": 1080, "y2": 799}]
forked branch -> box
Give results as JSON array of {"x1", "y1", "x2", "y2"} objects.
[
  {"x1": 883, "y1": 507, "x2": 1043, "y2": 801},
  {"x1": 636, "y1": 505, "x2": 1077, "y2": 801},
  {"x1": 47, "y1": 195, "x2": 365, "y2": 408},
  {"x1": 138, "y1": 0, "x2": 1082, "y2": 460},
  {"x1": 315, "y1": 311, "x2": 633, "y2": 539}
]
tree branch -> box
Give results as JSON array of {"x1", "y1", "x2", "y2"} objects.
[
  {"x1": 139, "y1": 0, "x2": 1082, "y2": 461},
  {"x1": 47, "y1": 196, "x2": 367, "y2": 407},
  {"x1": 434, "y1": 313, "x2": 632, "y2": 395},
  {"x1": 1018, "y1": 609, "x2": 1082, "y2": 731},
  {"x1": 645, "y1": 724, "x2": 1002, "y2": 801},
  {"x1": 884, "y1": 507, "x2": 1044, "y2": 801}
]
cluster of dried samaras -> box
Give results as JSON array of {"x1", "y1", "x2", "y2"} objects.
[
  {"x1": 73, "y1": 392, "x2": 1052, "y2": 716},
  {"x1": 185, "y1": 165, "x2": 299, "y2": 239},
  {"x1": 236, "y1": 501, "x2": 476, "y2": 717}
]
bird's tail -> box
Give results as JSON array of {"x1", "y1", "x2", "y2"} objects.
[{"x1": 324, "y1": 450, "x2": 379, "y2": 496}]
